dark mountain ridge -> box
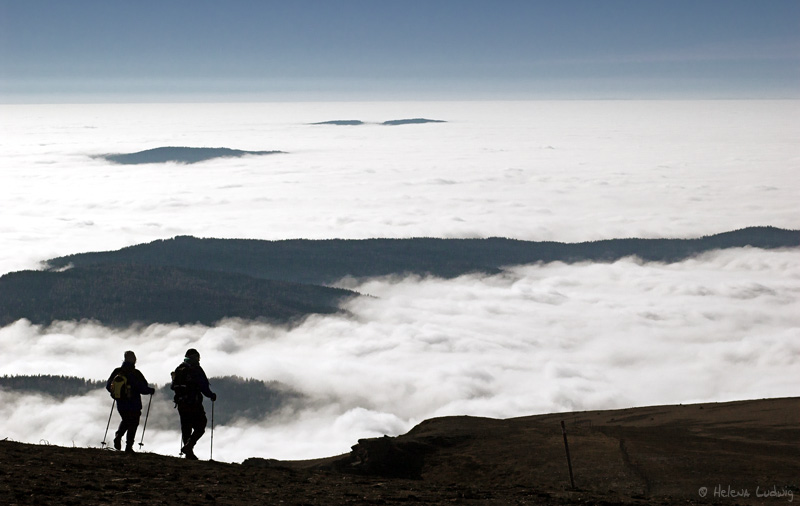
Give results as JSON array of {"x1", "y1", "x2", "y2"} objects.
[
  {"x1": 97, "y1": 146, "x2": 284, "y2": 165},
  {"x1": 0, "y1": 264, "x2": 355, "y2": 327},
  {"x1": 2, "y1": 227, "x2": 794, "y2": 328},
  {"x1": 381, "y1": 118, "x2": 446, "y2": 125},
  {"x1": 0, "y1": 374, "x2": 302, "y2": 426},
  {"x1": 310, "y1": 118, "x2": 446, "y2": 126},
  {"x1": 44, "y1": 226, "x2": 799, "y2": 286},
  {"x1": 310, "y1": 120, "x2": 365, "y2": 125}
]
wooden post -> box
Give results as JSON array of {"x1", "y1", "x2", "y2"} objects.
[{"x1": 561, "y1": 420, "x2": 575, "y2": 489}]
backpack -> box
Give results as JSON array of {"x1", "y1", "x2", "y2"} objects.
[
  {"x1": 110, "y1": 371, "x2": 132, "y2": 400},
  {"x1": 171, "y1": 363, "x2": 201, "y2": 405}
]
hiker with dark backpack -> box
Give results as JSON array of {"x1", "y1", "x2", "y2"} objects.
[
  {"x1": 105, "y1": 350, "x2": 156, "y2": 453},
  {"x1": 171, "y1": 348, "x2": 216, "y2": 460}
]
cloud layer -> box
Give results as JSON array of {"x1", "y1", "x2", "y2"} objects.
[
  {"x1": 0, "y1": 100, "x2": 797, "y2": 462},
  {"x1": 1, "y1": 248, "x2": 797, "y2": 462},
  {"x1": 1, "y1": 101, "x2": 798, "y2": 275}
]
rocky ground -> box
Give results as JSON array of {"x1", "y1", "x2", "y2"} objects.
[{"x1": 1, "y1": 397, "x2": 797, "y2": 505}]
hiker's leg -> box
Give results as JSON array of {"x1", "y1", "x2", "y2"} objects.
[
  {"x1": 114, "y1": 405, "x2": 126, "y2": 436},
  {"x1": 178, "y1": 407, "x2": 193, "y2": 446},
  {"x1": 121, "y1": 410, "x2": 141, "y2": 450},
  {"x1": 113, "y1": 407, "x2": 126, "y2": 450},
  {"x1": 184, "y1": 408, "x2": 207, "y2": 449},
  {"x1": 178, "y1": 406, "x2": 204, "y2": 459},
  {"x1": 190, "y1": 410, "x2": 207, "y2": 444}
]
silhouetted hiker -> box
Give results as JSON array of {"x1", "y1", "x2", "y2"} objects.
[
  {"x1": 171, "y1": 348, "x2": 216, "y2": 460},
  {"x1": 105, "y1": 350, "x2": 156, "y2": 453}
]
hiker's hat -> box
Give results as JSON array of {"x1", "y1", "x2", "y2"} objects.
[{"x1": 185, "y1": 348, "x2": 200, "y2": 360}]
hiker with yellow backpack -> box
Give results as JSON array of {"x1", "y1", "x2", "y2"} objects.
[{"x1": 105, "y1": 350, "x2": 156, "y2": 453}]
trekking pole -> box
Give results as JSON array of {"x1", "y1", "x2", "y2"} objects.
[
  {"x1": 210, "y1": 399, "x2": 215, "y2": 461},
  {"x1": 101, "y1": 399, "x2": 116, "y2": 448},
  {"x1": 138, "y1": 393, "x2": 153, "y2": 449}
]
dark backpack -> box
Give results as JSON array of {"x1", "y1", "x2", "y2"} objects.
[
  {"x1": 110, "y1": 371, "x2": 132, "y2": 400},
  {"x1": 171, "y1": 363, "x2": 201, "y2": 405}
]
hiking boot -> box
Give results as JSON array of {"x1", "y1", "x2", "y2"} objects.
[
  {"x1": 181, "y1": 445, "x2": 198, "y2": 460},
  {"x1": 113, "y1": 436, "x2": 122, "y2": 451},
  {"x1": 125, "y1": 444, "x2": 135, "y2": 454}
]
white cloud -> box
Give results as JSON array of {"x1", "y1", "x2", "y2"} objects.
[
  {"x1": 1, "y1": 249, "x2": 797, "y2": 462},
  {"x1": 0, "y1": 100, "x2": 796, "y2": 462},
  {"x1": 0, "y1": 101, "x2": 798, "y2": 275}
]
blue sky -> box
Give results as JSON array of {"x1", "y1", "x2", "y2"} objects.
[{"x1": 1, "y1": 0, "x2": 798, "y2": 101}]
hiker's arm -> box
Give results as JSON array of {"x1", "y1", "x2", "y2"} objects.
[
  {"x1": 137, "y1": 371, "x2": 156, "y2": 395},
  {"x1": 198, "y1": 369, "x2": 215, "y2": 400}
]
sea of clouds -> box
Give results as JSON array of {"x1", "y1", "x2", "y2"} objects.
[{"x1": 0, "y1": 100, "x2": 798, "y2": 462}]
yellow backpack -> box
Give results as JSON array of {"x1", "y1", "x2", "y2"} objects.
[{"x1": 110, "y1": 372, "x2": 132, "y2": 400}]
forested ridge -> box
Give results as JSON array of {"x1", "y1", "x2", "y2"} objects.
[
  {"x1": 0, "y1": 375, "x2": 105, "y2": 398},
  {"x1": 1, "y1": 227, "x2": 795, "y2": 328},
  {"x1": 0, "y1": 375, "x2": 301, "y2": 425},
  {"x1": 45, "y1": 226, "x2": 800, "y2": 285},
  {"x1": 0, "y1": 264, "x2": 355, "y2": 327}
]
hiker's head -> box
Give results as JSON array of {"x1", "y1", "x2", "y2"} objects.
[
  {"x1": 185, "y1": 348, "x2": 200, "y2": 361},
  {"x1": 124, "y1": 350, "x2": 136, "y2": 365}
]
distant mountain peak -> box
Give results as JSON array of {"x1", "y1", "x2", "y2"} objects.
[
  {"x1": 97, "y1": 146, "x2": 284, "y2": 165},
  {"x1": 381, "y1": 118, "x2": 446, "y2": 126},
  {"x1": 310, "y1": 120, "x2": 365, "y2": 126},
  {"x1": 309, "y1": 118, "x2": 447, "y2": 126}
]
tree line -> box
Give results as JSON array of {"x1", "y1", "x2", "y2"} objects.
[
  {"x1": 44, "y1": 226, "x2": 800, "y2": 285},
  {"x1": 0, "y1": 374, "x2": 302, "y2": 426},
  {"x1": 0, "y1": 263, "x2": 355, "y2": 327}
]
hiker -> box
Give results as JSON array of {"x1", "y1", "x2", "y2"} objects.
[
  {"x1": 171, "y1": 348, "x2": 216, "y2": 460},
  {"x1": 105, "y1": 350, "x2": 156, "y2": 453}
]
